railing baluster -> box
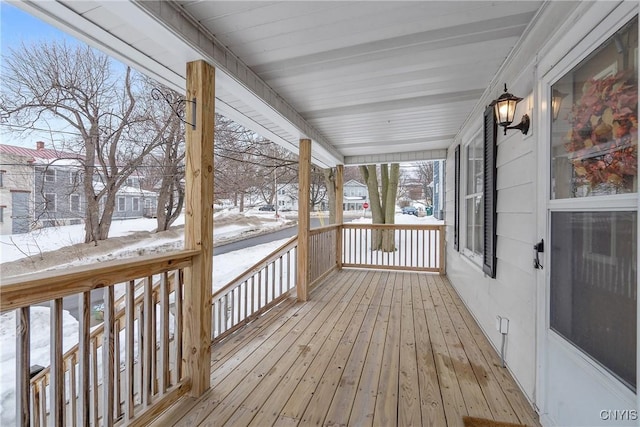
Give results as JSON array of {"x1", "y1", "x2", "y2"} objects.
[
  {"x1": 40, "y1": 378, "x2": 47, "y2": 427},
  {"x1": 175, "y1": 269, "x2": 183, "y2": 382},
  {"x1": 160, "y1": 272, "x2": 170, "y2": 393},
  {"x1": 258, "y1": 271, "x2": 263, "y2": 309},
  {"x1": 143, "y1": 276, "x2": 153, "y2": 406},
  {"x1": 69, "y1": 355, "x2": 77, "y2": 427},
  {"x1": 90, "y1": 337, "x2": 98, "y2": 427},
  {"x1": 16, "y1": 306, "x2": 30, "y2": 427},
  {"x1": 103, "y1": 286, "x2": 115, "y2": 426},
  {"x1": 50, "y1": 298, "x2": 64, "y2": 426},
  {"x1": 33, "y1": 381, "x2": 41, "y2": 427},
  {"x1": 125, "y1": 280, "x2": 135, "y2": 420},
  {"x1": 114, "y1": 318, "x2": 122, "y2": 420}
]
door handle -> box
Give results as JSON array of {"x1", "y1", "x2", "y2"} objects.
[{"x1": 534, "y1": 239, "x2": 544, "y2": 269}]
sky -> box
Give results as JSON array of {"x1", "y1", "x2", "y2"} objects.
[{"x1": 1, "y1": 3, "x2": 103, "y2": 150}]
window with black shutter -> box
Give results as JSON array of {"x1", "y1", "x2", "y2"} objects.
[{"x1": 482, "y1": 105, "x2": 498, "y2": 278}]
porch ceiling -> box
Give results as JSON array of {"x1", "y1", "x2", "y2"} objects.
[{"x1": 13, "y1": 1, "x2": 543, "y2": 167}]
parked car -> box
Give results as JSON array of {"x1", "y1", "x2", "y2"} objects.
[
  {"x1": 259, "y1": 204, "x2": 275, "y2": 211},
  {"x1": 402, "y1": 206, "x2": 418, "y2": 216}
]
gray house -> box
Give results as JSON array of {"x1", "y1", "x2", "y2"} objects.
[{"x1": 0, "y1": 142, "x2": 158, "y2": 235}]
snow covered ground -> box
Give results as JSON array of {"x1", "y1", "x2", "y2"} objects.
[{"x1": 0, "y1": 210, "x2": 442, "y2": 426}]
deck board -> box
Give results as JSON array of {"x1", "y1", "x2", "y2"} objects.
[{"x1": 154, "y1": 269, "x2": 541, "y2": 427}]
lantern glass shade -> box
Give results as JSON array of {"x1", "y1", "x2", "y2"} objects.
[{"x1": 494, "y1": 97, "x2": 519, "y2": 127}]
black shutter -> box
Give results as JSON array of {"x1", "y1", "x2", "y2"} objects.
[
  {"x1": 454, "y1": 145, "x2": 460, "y2": 251},
  {"x1": 483, "y1": 105, "x2": 498, "y2": 278}
]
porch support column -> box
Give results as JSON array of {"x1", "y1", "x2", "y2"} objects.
[
  {"x1": 184, "y1": 59, "x2": 215, "y2": 397},
  {"x1": 297, "y1": 139, "x2": 311, "y2": 302},
  {"x1": 335, "y1": 165, "x2": 344, "y2": 269}
]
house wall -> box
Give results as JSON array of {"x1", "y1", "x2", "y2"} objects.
[
  {"x1": 34, "y1": 165, "x2": 84, "y2": 228},
  {"x1": 444, "y1": 0, "x2": 586, "y2": 407},
  {"x1": 0, "y1": 153, "x2": 34, "y2": 235},
  {"x1": 112, "y1": 193, "x2": 157, "y2": 220}
]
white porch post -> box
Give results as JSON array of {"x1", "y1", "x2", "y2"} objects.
[{"x1": 183, "y1": 59, "x2": 215, "y2": 397}]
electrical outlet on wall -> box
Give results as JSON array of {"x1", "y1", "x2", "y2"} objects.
[{"x1": 500, "y1": 317, "x2": 509, "y2": 334}]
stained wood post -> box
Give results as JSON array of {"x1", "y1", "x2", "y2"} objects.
[
  {"x1": 297, "y1": 139, "x2": 311, "y2": 302},
  {"x1": 335, "y1": 165, "x2": 344, "y2": 269},
  {"x1": 184, "y1": 59, "x2": 215, "y2": 397}
]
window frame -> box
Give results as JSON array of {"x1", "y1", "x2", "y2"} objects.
[
  {"x1": 132, "y1": 197, "x2": 140, "y2": 212},
  {"x1": 44, "y1": 193, "x2": 57, "y2": 212},
  {"x1": 462, "y1": 128, "x2": 485, "y2": 265},
  {"x1": 44, "y1": 168, "x2": 56, "y2": 183},
  {"x1": 117, "y1": 197, "x2": 126, "y2": 212}
]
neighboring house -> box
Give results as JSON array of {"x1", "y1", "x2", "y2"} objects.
[
  {"x1": 343, "y1": 179, "x2": 368, "y2": 211},
  {"x1": 433, "y1": 160, "x2": 444, "y2": 220},
  {"x1": 0, "y1": 142, "x2": 159, "y2": 234},
  {"x1": 0, "y1": 142, "x2": 83, "y2": 234},
  {"x1": 112, "y1": 185, "x2": 158, "y2": 220},
  {"x1": 274, "y1": 184, "x2": 328, "y2": 212}
]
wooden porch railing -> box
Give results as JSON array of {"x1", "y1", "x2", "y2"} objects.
[
  {"x1": 0, "y1": 250, "x2": 198, "y2": 427},
  {"x1": 212, "y1": 236, "x2": 298, "y2": 344},
  {"x1": 3, "y1": 222, "x2": 446, "y2": 426},
  {"x1": 309, "y1": 225, "x2": 339, "y2": 287},
  {"x1": 342, "y1": 223, "x2": 445, "y2": 273}
]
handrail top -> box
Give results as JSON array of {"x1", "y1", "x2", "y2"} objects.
[
  {"x1": 343, "y1": 223, "x2": 444, "y2": 230},
  {"x1": 308, "y1": 224, "x2": 341, "y2": 235},
  {"x1": 1, "y1": 249, "x2": 200, "y2": 312}
]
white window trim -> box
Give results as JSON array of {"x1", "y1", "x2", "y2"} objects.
[
  {"x1": 132, "y1": 197, "x2": 140, "y2": 211},
  {"x1": 462, "y1": 128, "x2": 484, "y2": 266},
  {"x1": 44, "y1": 169, "x2": 56, "y2": 183},
  {"x1": 118, "y1": 197, "x2": 126, "y2": 212}
]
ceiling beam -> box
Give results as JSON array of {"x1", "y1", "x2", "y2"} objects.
[{"x1": 344, "y1": 149, "x2": 447, "y2": 165}]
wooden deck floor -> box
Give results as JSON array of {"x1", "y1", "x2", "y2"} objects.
[{"x1": 153, "y1": 269, "x2": 540, "y2": 427}]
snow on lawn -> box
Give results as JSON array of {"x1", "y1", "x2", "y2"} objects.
[{"x1": 0, "y1": 211, "x2": 291, "y2": 266}]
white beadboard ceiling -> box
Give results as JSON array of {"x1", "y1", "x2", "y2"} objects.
[{"x1": 12, "y1": 0, "x2": 543, "y2": 167}]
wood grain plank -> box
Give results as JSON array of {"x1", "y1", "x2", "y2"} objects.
[
  {"x1": 348, "y1": 271, "x2": 394, "y2": 426},
  {"x1": 372, "y1": 272, "x2": 402, "y2": 426},
  {"x1": 276, "y1": 270, "x2": 373, "y2": 424},
  {"x1": 50, "y1": 298, "x2": 64, "y2": 426},
  {"x1": 174, "y1": 272, "x2": 344, "y2": 426},
  {"x1": 410, "y1": 273, "x2": 447, "y2": 426},
  {"x1": 297, "y1": 138, "x2": 311, "y2": 302},
  {"x1": 243, "y1": 271, "x2": 365, "y2": 427},
  {"x1": 434, "y1": 275, "x2": 520, "y2": 424},
  {"x1": 439, "y1": 277, "x2": 540, "y2": 427},
  {"x1": 16, "y1": 307, "x2": 30, "y2": 427},
  {"x1": 419, "y1": 275, "x2": 467, "y2": 427},
  {"x1": 398, "y1": 273, "x2": 422, "y2": 426},
  {"x1": 218, "y1": 269, "x2": 363, "y2": 427},
  {"x1": 299, "y1": 270, "x2": 381, "y2": 425},
  {"x1": 183, "y1": 59, "x2": 215, "y2": 397},
  {"x1": 322, "y1": 271, "x2": 388, "y2": 426}
]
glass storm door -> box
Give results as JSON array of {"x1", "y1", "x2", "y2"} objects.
[{"x1": 543, "y1": 15, "x2": 638, "y2": 426}]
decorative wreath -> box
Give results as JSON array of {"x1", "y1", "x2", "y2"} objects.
[{"x1": 564, "y1": 71, "x2": 638, "y2": 189}]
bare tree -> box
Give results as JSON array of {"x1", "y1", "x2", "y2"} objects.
[
  {"x1": 323, "y1": 168, "x2": 337, "y2": 224},
  {"x1": 360, "y1": 163, "x2": 400, "y2": 251},
  {"x1": 416, "y1": 161, "x2": 434, "y2": 203},
  {"x1": 1, "y1": 41, "x2": 164, "y2": 243}
]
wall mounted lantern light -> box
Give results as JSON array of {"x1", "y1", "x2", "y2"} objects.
[
  {"x1": 493, "y1": 84, "x2": 529, "y2": 135},
  {"x1": 551, "y1": 89, "x2": 567, "y2": 121}
]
